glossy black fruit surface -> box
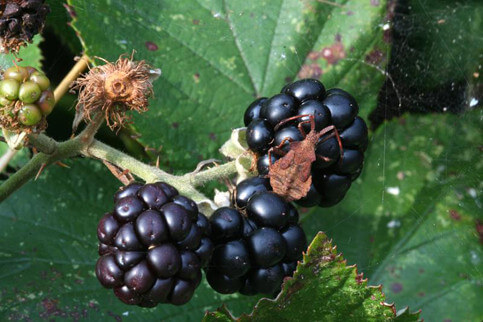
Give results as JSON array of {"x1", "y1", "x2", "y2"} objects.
[
  {"x1": 260, "y1": 93, "x2": 297, "y2": 127},
  {"x1": 233, "y1": 177, "x2": 271, "y2": 209},
  {"x1": 244, "y1": 97, "x2": 267, "y2": 126},
  {"x1": 282, "y1": 78, "x2": 325, "y2": 102},
  {"x1": 322, "y1": 92, "x2": 359, "y2": 130},
  {"x1": 242, "y1": 78, "x2": 369, "y2": 208},
  {"x1": 207, "y1": 185, "x2": 306, "y2": 297},
  {"x1": 246, "y1": 119, "x2": 274, "y2": 154},
  {"x1": 95, "y1": 182, "x2": 212, "y2": 307}
]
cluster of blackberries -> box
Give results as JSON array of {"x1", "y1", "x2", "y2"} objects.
[
  {"x1": 206, "y1": 177, "x2": 306, "y2": 295},
  {"x1": 96, "y1": 178, "x2": 307, "y2": 305},
  {"x1": 244, "y1": 79, "x2": 368, "y2": 207},
  {"x1": 96, "y1": 182, "x2": 213, "y2": 307},
  {"x1": 0, "y1": 0, "x2": 50, "y2": 53},
  {"x1": 0, "y1": 65, "x2": 54, "y2": 131}
]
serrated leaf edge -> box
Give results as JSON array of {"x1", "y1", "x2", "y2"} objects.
[{"x1": 204, "y1": 232, "x2": 421, "y2": 321}]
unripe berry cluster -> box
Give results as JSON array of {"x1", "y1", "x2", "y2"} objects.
[
  {"x1": 0, "y1": 65, "x2": 54, "y2": 131},
  {"x1": 96, "y1": 182, "x2": 213, "y2": 307},
  {"x1": 244, "y1": 79, "x2": 369, "y2": 207}
]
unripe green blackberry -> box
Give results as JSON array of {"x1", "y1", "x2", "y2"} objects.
[
  {"x1": 18, "y1": 104, "x2": 42, "y2": 126},
  {"x1": 3, "y1": 66, "x2": 29, "y2": 82},
  {"x1": 0, "y1": 65, "x2": 54, "y2": 132},
  {"x1": 19, "y1": 81, "x2": 41, "y2": 103},
  {"x1": 0, "y1": 79, "x2": 20, "y2": 100}
]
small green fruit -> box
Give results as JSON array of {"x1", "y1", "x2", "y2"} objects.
[
  {"x1": 18, "y1": 104, "x2": 43, "y2": 126},
  {"x1": 0, "y1": 96, "x2": 13, "y2": 106},
  {"x1": 30, "y1": 72, "x2": 51, "y2": 91},
  {"x1": 36, "y1": 90, "x2": 55, "y2": 115},
  {"x1": 0, "y1": 79, "x2": 20, "y2": 100},
  {"x1": 3, "y1": 66, "x2": 29, "y2": 82},
  {"x1": 19, "y1": 81, "x2": 41, "y2": 104}
]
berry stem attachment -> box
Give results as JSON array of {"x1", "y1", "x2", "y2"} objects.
[{"x1": 185, "y1": 161, "x2": 237, "y2": 187}]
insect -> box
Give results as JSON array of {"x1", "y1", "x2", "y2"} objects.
[{"x1": 267, "y1": 114, "x2": 343, "y2": 201}]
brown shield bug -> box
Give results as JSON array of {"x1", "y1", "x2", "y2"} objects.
[{"x1": 266, "y1": 114, "x2": 343, "y2": 201}]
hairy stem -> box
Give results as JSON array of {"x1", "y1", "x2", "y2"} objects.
[
  {"x1": 0, "y1": 138, "x2": 82, "y2": 201},
  {"x1": 0, "y1": 117, "x2": 103, "y2": 202},
  {"x1": 186, "y1": 161, "x2": 237, "y2": 187}
]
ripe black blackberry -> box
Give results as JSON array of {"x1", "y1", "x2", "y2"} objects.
[
  {"x1": 244, "y1": 79, "x2": 368, "y2": 207},
  {"x1": 96, "y1": 182, "x2": 214, "y2": 307},
  {"x1": 206, "y1": 186, "x2": 306, "y2": 296},
  {"x1": 0, "y1": 0, "x2": 50, "y2": 53}
]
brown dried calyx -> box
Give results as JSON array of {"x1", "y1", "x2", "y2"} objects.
[
  {"x1": 73, "y1": 55, "x2": 159, "y2": 130},
  {"x1": 0, "y1": 0, "x2": 50, "y2": 53}
]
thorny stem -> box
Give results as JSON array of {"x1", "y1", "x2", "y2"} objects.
[
  {"x1": 0, "y1": 117, "x2": 103, "y2": 201},
  {"x1": 0, "y1": 54, "x2": 242, "y2": 209},
  {"x1": 0, "y1": 131, "x2": 241, "y2": 205}
]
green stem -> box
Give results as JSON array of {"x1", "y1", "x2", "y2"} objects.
[
  {"x1": 0, "y1": 118, "x2": 102, "y2": 202},
  {"x1": 186, "y1": 161, "x2": 237, "y2": 187},
  {"x1": 0, "y1": 138, "x2": 82, "y2": 201}
]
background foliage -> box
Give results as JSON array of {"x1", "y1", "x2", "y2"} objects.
[{"x1": 0, "y1": 0, "x2": 481, "y2": 321}]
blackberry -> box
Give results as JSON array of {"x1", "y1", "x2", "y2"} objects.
[
  {"x1": 0, "y1": 65, "x2": 54, "y2": 132},
  {"x1": 207, "y1": 190, "x2": 306, "y2": 296},
  {"x1": 96, "y1": 182, "x2": 213, "y2": 307},
  {"x1": 242, "y1": 78, "x2": 369, "y2": 208},
  {"x1": 0, "y1": 0, "x2": 50, "y2": 53}
]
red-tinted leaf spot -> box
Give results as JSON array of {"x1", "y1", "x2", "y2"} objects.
[
  {"x1": 297, "y1": 63, "x2": 323, "y2": 79},
  {"x1": 449, "y1": 209, "x2": 461, "y2": 221},
  {"x1": 390, "y1": 282, "x2": 403, "y2": 293},
  {"x1": 145, "y1": 41, "x2": 158, "y2": 51}
]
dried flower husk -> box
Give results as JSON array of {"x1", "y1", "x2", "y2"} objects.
[{"x1": 73, "y1": 55, "x2": 158, "y2": 130}]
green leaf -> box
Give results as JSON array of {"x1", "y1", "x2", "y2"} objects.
[
  {"x1": 0, "y1": 159, "x2": 262, "y2": 320},
  {"x1": 390, "y1": 0, "x2": 482, "y2": 89},
  {"x1": 67, "y1": 0, "x2": 389, "y2": 171},
  {"x1": 45, "y1": 1, "x2": 83, "y2": 53},
  {"x1": 0, "y1": 142, "x2": 30, "y2": 170},
  {"x1": 203, "y1": 232, "x2": 419, "y2": 321},
  {"x1": 302, "y1": 109, "x2": 483, "y2": 320},
  {"x1": 0, "y1": 35, "x2": 43, "y2": 71}
]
